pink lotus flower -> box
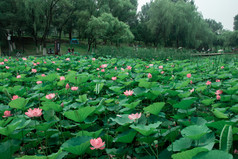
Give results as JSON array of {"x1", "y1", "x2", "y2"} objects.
[
  {"x1": 44, "y1": 61, "x2": 47, "y2": 64},
  {"x1": 171, "y1": 65, "x2": 174, "y2": 67},
  {"x1": 148, "y1": 73, "x2": 152, "y2": 78},
  {"x1": 71, "y1": 87, "x2": 78, "y2": 91},
  {"x1": 33, "y1": 63, "x2": 37, "y2": 66},
  {"x1": 37, "y1": 62, "x2": 40, "y2": 65},
  {"x1": 90, "y1": 137, "x2": 105, "y2": 150},
  {"x1": 149, "y1": 64, "x2": 153, "y2": 67},
  {"x1": 187, "y1": 74, "x2": 191, "y2": 78},
  {"x1": 92, "y1": 58, "x2": 96, "y2": 61},
  {"x1": 65, "y1": 58, "x2": 70, "y2": 61},
  {"x1": 41, "y1": 74, "x2": 46, "y2": 77},
  {"x1": 52, "y1": 61, "x2": 55, "y2": 64},
  {"x1": 216, "y1": 79, "x2": 220, "y2": 82},
  {"x1": 124, "y1": 90, "x2": 134, "y2": 96},
  {"x1": 101, "y1": 69, "x2": 105, "y2": 72},
  {"x1": 36, "y1": 81, "x2": 42, "y2": 84},
  {"x1": 65, "y1": 83, "x2": 70, "y2": 89},
  {"x1": 0, "y1": 62, "x2": 4, "y2": 65},
  {"x1": 17, "y1": 75, "x2": 21, "y2": 79},
  {"x1": 114, "y1": 67, "x2": 117, "y2": 70},
  {"x1": 206, "y1": 81, "x2": 211, "y2": 85},
  {"x1": 22, "y1": 57, "x2": 27, "y2": 61},
  {"x1": 190, "y1": 88, "x2": 194, "y2": 93},
  {"x1": 32, "y1": 69, "x2": 37, "y2": 73},
  {"x1": 12, "y1": 95, "x2": 20, "y2": 100},
  {"x1": 216, "y1": 95, "x2": 221, "y2": 100},
  {"x1": 234, "y1": 149, "x2": 238, "y2": 154},
  {"x1": 127, "y1": 66, "x2": 132, "y2": 70},
  {"x1": 190, "y1": 80, "x2": 193, "y2": 84},
  {"x1": 159, "y1": 66, "x2": 163, "y2": 69},
  {"x1": 46, "y1": 93, "x2": 55, "y2": 99},
  {"x1": 161, "y1": 71, "x2": 164, "y2": 74},
  {"x1": 112, "y1": 77, "x2": 117, "y2": 80},
  {"x1": 221, "y1": 66, "x2": 224, "y2": 69},
  {"x1": 121, "y1": 68, "x2": 125, "y2": 71},
  {"x1": 128, "y1": 113, "x2": 141, "y2": 120},
  {"x1": 2, "y1": 110, "x2": 13, "y2": 118},
  {"x1": 57, "y1": 68, "x2": 60, "y2": 71},
  {"x1": 60, "y1": 76, "x2": 65, "y2": 81},
  {"x1": 4, "y1": 59, "x2": 8, "y2": 62},
  {"x1": 6, "y1": 66, "x2": 10, "y2": 69},
  {"x1": 100, "y1": 64, "x2": 108, "y2": 68},
  {"x1": 25, "y1": 108, "x2": 42, "y2": 118},
  {"x1": 145, "y1": 66, "x2": 149, "y2": 68},
  {"x1": 215, "y1": 90, "x2": 223, "y2": 95}
]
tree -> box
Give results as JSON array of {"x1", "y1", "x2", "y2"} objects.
[
  {"x1": 146, "y1": 0, "x2": 214, "y2": 49},
  {"x1": 136, "y1": 2, "x2": 155, "y2": 45},
  {"x1": 86, "y1": 13, "x2": 134, "y2": 52},
  {"x1": 52, "y1": 0, "x2": 79, "y2": 40},
  {"x1": 234, "y1": 14, "x2": 238, "y2": 31},
  {"x1": 24, "y1": 0, "x2": 44, "y2": 52},
  {"x1": 205, "y1": 19, "x2": 223, "y2": 34}
]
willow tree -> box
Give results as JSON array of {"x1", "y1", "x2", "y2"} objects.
[
  {"x1": 147, "y1": 0, "x2": 214, "y2": 49},
  {"x1": 234, "y1": 14, "x2": 238, "y2": 31}
]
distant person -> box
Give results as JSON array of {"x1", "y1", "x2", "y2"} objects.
[
  {"x1": 49, "y1": 48, "x2": 53, "y2": 54},
  {"x1": 68, "y1": 48, "x2": 71, "y2": 53}
]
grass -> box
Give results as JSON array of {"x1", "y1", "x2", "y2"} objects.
[{"x1": 2, "y1": 37, "x2": 238, "y2": 61}]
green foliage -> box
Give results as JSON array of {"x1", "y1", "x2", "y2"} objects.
[
  {"x1": 193, "y1": 150, "x2": 233, "y2": 159},
  {"x1": 172, "y1": 147, "x2": 208, "y2": 159},
  {"x1": 64, "y1": 106, "x2": 96, "y2": 122},
  {"x1": 61, "y1": 136, "x2": 91, "y2": 155},
  {"x1": 181, "y1": 125, "x2": 211, "y2": 140},
  {"x1": 234, "y1": 14, "x2": 238, "y2": 31},
  {"x1": 0, "y1": 53, "x2": 237, "y2": 158},
  {"x1": 143, "y1": 102, "x2": 165, "y2": 115},
  {"x1": 9, "y1": 98, "x2": 29, "y2": 110},
  {"x1": 130, "y1": 121, "x2": 162, "y2": 136},
  {"x1": 219, "y1": 125, "x2": 233, "y2": 153}
]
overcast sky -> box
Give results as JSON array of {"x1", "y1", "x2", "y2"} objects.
[{"x1": 137, "y1": 0, "x2": 238, "y2": 31}]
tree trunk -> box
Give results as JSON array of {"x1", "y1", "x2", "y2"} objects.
[
  {"x1": 58, "y1": 28, "x2": 62, "y2": 40},
  {"x1": 43, "y1": 42, "x2": 47, "y2": 56},
  {"x1": 176, "y1": 38, "x2": 179, "y2": 48},
  {"x1": 88, "y1": 40, "x2": 92, "y2": 52},
  {"x1": 12, "y1": 42, "x2": 16, "y2": 50},
  {"x1": 69, "y1": 29, "x2": 72, "y2": 41}
]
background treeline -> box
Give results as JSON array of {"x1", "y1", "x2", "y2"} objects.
[{"x1": 0, "y1": 0, "x2": 238, "y2": 53}]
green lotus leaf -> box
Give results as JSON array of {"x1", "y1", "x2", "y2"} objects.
[
  {"x1": 130, "y1": 121, "x2": 162, "y2": 136},
  {"x1": 61, "y1": 136, "x2": 91, "y2": 155},
  {"x1": 114, "y1": 129, "x2": 137, "y2": 143},
  {"x1": 64, "y1": 106, "x2": 96, "y2": 122},
  {"x1": 193, "y1": 150, "x2": 233, "y2": 159},
  {"x1": 181, "y1": 125, "x2": 211, "y2": 140},
  {"x1": 172, "y1": 147, "x2": 208, "y2": 159},
  {"x1": 40, "y1": 102, "x2": 62, "y2": 112},
  {"x1": 212, "y1": 109, "x2": 228, "y2": 119},
  {"x1": 143, "y1": 102, "x2": 165, "y2": 115},
  {"x1": 9, "y1": 98, "x2": 29, "y2": 110}
]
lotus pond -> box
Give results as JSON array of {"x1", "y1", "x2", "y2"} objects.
[{"x1": 0, "y1": 54, "x2": 238, "y2": 159}]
